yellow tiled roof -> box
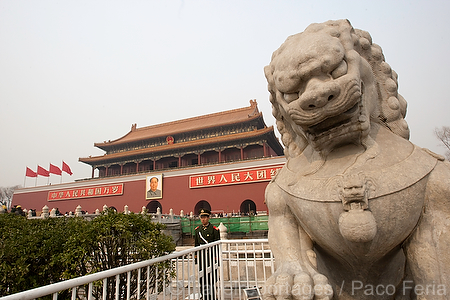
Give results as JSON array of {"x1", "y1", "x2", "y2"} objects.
[{"x1": 94, "y1": 100, "x2": 261, "y2": 149}]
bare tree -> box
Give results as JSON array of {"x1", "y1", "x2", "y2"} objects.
[
  {"x1": 435, "y1": 126, "x2": 450, "y2": 160},
  {"x1": 0, "y1": 186, "x2": 20, "y2": 210}
]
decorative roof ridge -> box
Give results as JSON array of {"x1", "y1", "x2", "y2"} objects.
[{"x1": 135, "y1": 99, "x2": 259, "y2": 133}]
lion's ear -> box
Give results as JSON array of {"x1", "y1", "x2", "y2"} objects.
[{"x1": 264, "y1": 65, "x2": 273, "y2": 82}]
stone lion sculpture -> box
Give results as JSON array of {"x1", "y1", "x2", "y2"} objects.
[{"x1": 263, "y1": 20, "x2": 450, "y2": 300}]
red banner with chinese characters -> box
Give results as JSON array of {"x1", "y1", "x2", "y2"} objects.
[
  {"x1": 48, "y1": 184, "x2": 124, "y2": 201},
  {"x1": 189, "y1": 166, "x2": 282, "y2": 188}
]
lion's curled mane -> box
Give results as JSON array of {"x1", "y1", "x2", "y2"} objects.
[{"x1": 265, "y1": 20, "x2": 409, "y2": 159}]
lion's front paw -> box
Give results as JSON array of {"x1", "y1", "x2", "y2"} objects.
[
  {"x1": 262, "y1": 269, "x2": 333, "y2": 300},
  {"x1": 312, "y1": 274, "x2": 333, "y2": 300}
]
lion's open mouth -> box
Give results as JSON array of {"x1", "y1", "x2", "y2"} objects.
[{"x1": 306, "y1": 103, "x2": 360, "y2": 137}]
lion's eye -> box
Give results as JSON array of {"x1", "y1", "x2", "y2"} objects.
[
  {"x1": 283, "y1": 93, "x2": 299, "y2": 103},
  {"x1": 331, "y1": 60, "x2": 348, "y2": 79}
]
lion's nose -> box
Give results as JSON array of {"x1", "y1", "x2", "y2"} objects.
[{"x1": 299, "y1": 79, "x2": 340, "y2": 110}]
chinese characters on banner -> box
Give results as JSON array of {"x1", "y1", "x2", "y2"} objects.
[
  {"x1": 48, "y1": 184, "x2": 124, "y2": 201},
  {"x1": 189, "y1": 166, "x2": 282, "y2": 188}
]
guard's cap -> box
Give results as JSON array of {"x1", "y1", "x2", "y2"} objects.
[{"x1": 199, "y1": 209, "x2": 211, "y2": 217}]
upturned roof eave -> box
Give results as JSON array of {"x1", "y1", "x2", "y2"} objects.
[{"x1": 94, "y1": 104, "x2": 263, "y2": 150}]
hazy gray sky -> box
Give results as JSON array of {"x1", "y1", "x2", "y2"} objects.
[{"x1": 1, "y1": 0, "x2": 449, "y2": 187}]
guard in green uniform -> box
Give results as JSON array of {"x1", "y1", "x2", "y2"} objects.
[{"x1": 194, "y1": 209, "x2": 220, "y2": 300}]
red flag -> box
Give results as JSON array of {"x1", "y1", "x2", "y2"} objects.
[
  {"x1": 37, "y1": 165, "x2": 50, "y2": 177},
  {"x1": 25, "y1": 167, "x2": 37, "y2": 177},
  {"x1": 62, "y1": 161, "x2": 73, "y2": 175},
  {"x1": 49, "y1": 164, "x2": 62, "y2": 175}
]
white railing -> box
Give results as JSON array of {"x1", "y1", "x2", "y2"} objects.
[
  {"x1": 0, "y1": 239, "x2": 274, "y2": 300},
  {"x1": 221, "y1": 239, "x2": 274, "y2": 300}
]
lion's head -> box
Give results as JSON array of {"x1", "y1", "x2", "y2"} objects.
[{"x1": 265, "y1": 20, "x2": 409, "y2": 158}]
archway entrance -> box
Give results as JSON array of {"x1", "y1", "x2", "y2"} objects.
[
  {"x1": 240, "y1": 199, "x2": 256, "y2": 215},
  {"x1": 194, "y1": 200, "x2": 211, "y2": 216},
  {"x1": 146, "y1": 200, "x2": 162, "y2": 213}
]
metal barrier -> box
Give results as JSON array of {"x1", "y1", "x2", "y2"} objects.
[
  {"x1": 0, "y1": 239, "x2": 273, "y2": 300},
  {"x1": 181, "y1": 216, "x2": 269, "y2": 235}
]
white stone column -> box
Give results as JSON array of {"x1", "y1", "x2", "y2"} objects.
[
  {"x1": 219, "y1": 222, "x2": 228, "y2": 240},
  {"x1": 75, "y1": 205, "x2": 82, "y2": 217},
  {"x1": 41, "y1": 205, "x2": 49, "y2": 219}
]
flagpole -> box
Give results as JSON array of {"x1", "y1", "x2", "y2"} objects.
[
  {"x1": 23, "y1": 172, "x2": 26, "y2": 187},
  {"x1": 35, "y1": 165, "x2": 38, "y2": 187}
]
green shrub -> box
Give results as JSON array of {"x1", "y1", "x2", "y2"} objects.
[
  {"x1": 0, "y1": 209, "x2": 175, "y2": 298},
  {"x1": 62, "y1": 209, "x2": 176, "y2": 299},
  {"x1": 0, "y1": 214, "x2": 76, "y2": 295}
]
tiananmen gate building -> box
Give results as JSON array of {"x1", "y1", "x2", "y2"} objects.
[{"x1": 13, "y1": 100, "x2": 286, "y2": 216}]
